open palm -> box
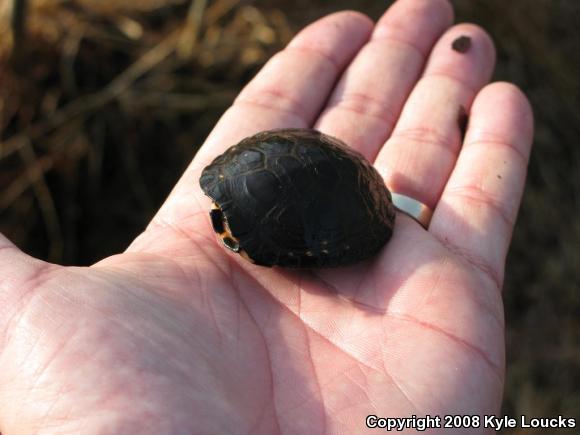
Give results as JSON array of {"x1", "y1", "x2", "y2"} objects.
[{"x1": 0, "y1": 1, "x2": 533, "y2": 434}]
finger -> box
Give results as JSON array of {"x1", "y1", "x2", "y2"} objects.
[
  {"x1": 128, "y1": 12, "x2": 373, "y2": 251},
  {"x1": 0, "y1": 234, "x2": 53, "y2": 339},
  {"x1": 430, "y1": 82, "x2": 534, "y2": 289},
  {"x1": 315, "y1": 0, "x2": 454, "y2": 160},
  {"x1": 0, "y1": 234, "x2": 32, "y2": 289},
  {"x1": 374, "y1": 23, "x2": 496, "y2": 210}
]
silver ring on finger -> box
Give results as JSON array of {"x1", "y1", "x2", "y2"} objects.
[{"x1": 391, "y1": 193, "x2": 433, "y2": 229}]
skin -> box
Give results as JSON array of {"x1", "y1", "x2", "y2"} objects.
[{"x1": 0, "y1": 0, "x2": 533, "y2": 434}]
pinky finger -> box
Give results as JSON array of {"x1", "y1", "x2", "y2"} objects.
[{"x1": 429, "y1": 82, "x2": 534, "y2": 290}]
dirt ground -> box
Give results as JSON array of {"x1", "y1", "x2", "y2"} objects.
[{"x1": 0, "y1": 0, "x2": 578, "y2": 432}]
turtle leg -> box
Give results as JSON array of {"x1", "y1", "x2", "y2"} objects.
[
  {"x1": 210, "y1": 203, "x2": 242, "y2": 254},
  {"x1": 210, "y1": 206, "x2": 226, "y2": 234}
]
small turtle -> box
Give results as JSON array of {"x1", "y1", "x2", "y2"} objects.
[{"x1": 199, "y1": 128, "x2": 396, "y2": 267}]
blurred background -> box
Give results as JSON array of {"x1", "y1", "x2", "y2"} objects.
[{"x1": 0, "y1": 0, "x2": 578, "y2": 432}]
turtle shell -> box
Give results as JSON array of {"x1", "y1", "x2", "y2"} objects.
[{"x1": 199, "y1": 128, "x2": 396, "y2": 268}]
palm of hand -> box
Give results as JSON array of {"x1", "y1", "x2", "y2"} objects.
[
  {"x1": 0, "y1": 1, "x2": 533, "y2": 434},
  {"x1": 0, "y1": 217, "x2": 502, "y2": 434}
]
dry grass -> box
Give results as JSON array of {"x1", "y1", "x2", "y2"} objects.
[
  {"x1": 0, "y1": 0, "x2": 292, "y2": 261},
  {"x1": 0, "y1": 0, "x2": 578, "y2": 432}
]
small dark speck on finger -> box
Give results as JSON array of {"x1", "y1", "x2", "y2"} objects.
[{"x1": 452, "y1": 35, "x2": 472, "y2": 53}]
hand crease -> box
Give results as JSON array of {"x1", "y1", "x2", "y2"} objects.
[
  {"x1": 445, "y1": 185, "x2": 515, "y2": 231},
  {"x1": 465, "y1": 137, "x2": 529, "y2": 166},
  {"x1": 391, "y1": 125, "x2": 458, "y2": 154},
  {"x1": 302, "y1": 322, "x2": 326, "y2": 434},
  {"x1": 379, "y1": 326, "x2": 422, "y2": 413},
  {"x1": 368, "y1": 34, "x2": 426, "y2": 59},
  {"x1": 324, "y1": 91, "x2": 398, "y2": 127},
  {"x1": 232, "y1": 98, "x2": 308, "y2": 126},
  {"x1": 386, "y1": 312, "x2": 503, "y2": 381},
  {"x1": 236, "y1": 87, "x2": 310, "y2": 124},
  {"x1": 231, "y1": 274, "x2": 282, "y2": 435},
  {"x1": 284, "y1": 45, "x2": 341, "y2": 72}
]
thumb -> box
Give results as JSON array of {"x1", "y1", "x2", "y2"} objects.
[{"x1": 0, "y1": 233, "x2": 57, "y2": 350}]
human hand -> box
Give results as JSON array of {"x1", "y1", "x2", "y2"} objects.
[{"x1": 0, "y1": 0, "x2": 533, "y2": 433}]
